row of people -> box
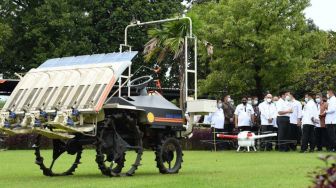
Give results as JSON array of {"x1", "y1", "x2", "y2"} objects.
[{"x1": 207, "y1": 90, "x2": 336, "y2": 152}]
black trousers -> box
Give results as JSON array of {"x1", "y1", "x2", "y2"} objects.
[
  {"x1": 260, "y1": 125, "x2": 274, "y2": 151},
  {"x1": 277, "y1": 116, "x2": 290, "y2": 151},
  {"x1": 315, "y1": 127, "x2": 329, "y2": 150},
  {"x1": 238, "y1": 126, "x2": 251, "y2": 132},
  {"x1": 301, "y1": 124, "x2": 315, "y2": 151},
  {"x1": 326, "y1": 124, "x2": 336, "y2": 150},
  {"x1": 224, "y1": 124, "x2": 234, "y2": 134},
  {"x1": 223, "y1": 124, "x2": 235, "y2": 149},
  {"x1": 289, "y1": 123, "x2": 299, "y2": 150}
]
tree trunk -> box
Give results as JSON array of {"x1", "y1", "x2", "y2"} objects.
[{"x1": 179, "y1": 57, "x2": 186, "y2": 113}]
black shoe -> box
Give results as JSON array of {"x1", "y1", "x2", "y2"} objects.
[
  {"x1": 309, "y1": 149, "x2": 314, "y2": 153},
  {"x1": 317, "y1": 148, "x2": 322, "y2": 152}
]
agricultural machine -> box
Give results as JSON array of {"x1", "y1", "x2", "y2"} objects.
[{"x1": 0, "y1": 17, "x2": 216, "y2": 177}]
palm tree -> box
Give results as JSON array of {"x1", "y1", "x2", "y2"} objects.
[{"x1": 144, "y1": 20, "x2": 190, "y2": 111}]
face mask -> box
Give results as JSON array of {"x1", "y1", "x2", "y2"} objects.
[
  {"x1": 285, "y1": 96, "x2": 291, "y2": 101},
  {"x1": 217, "y1": 103, "x2": 223, "y2": 108},
  {"x1": 227, "y1": 97, "x2": 231, "y2": 102},
  {"x1": 327, "y1": 94, "x2": 330, "y2": 99},
  {"x1": 253, "y1": 100, "x2": 258, "y2": 105},
  {"x1": 304, "y1": 98, "x2": 309, "y2": 103},
  {"x1": 315, "y1": 98, "x2": 321, "y2": 104},
  {"x1": 247, "y1": 100, "x2": 252, "y2": 105},
  {"x1": 242, "y1": 101, "x2": 247, "y2": 105},
  {"x1": 230, "y1": 101, "x2": 234, "y2": 106},
  {"x1": 266, "y1": 98, "x2": 272, "y2": 103}
]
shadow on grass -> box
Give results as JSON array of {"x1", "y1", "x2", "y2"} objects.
[
  {"x1": 18, "y1": 171, "x2": 187, "y2": 181},
  {"x1": 70, "y1": 171, "x2": 185, "y2": 178}
]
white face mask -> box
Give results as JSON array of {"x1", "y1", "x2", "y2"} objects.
[
  {"x1": 247, "y1": 100, "x2": 252, "y2": 105},
  {"x1": 327, "y1": 94, "x2": 330, "y2": 99},
  {"x1": 230, "y1": 101, "x2": 234, "y2": 106},
  {"x1": 304, "y1": 98, "x2": 309, "y2": 103},
  {"x1": 266, "y1": 98, "x2": 272, "y2": 103},
  {"x1": 285, "y1": 95, "x2": 291, "y2": 101},
  {"x1": 217, "y1": 103, "x2": 223, "y2": 108},
  {"x1": 315, "y1": 98, "x2": 321, "y2": 104},
  {"x1": 253, "y1": 100, "x2": 258, "y2": 105},
  {"x1": 227, "y1": 97, "x2": 231, "y2": 102}
]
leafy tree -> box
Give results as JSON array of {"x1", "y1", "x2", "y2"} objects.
[
  {"x1": 144, "y1": 20, "x2": 190, "y2": 110},
  {"x1": 0, "y1": 0, "x2": 182, "y2": 77},
  {"x1": 191, "y1": 0, "x2": 327, "y2": 98},
  {"x1": 0, "y1": 23, "x2": 11, "y2": 54},
  {"x1": 295, "y1": 31, "x2": 336, "y2": 94}
]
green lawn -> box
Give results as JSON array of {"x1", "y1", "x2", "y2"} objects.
[{"x1": 0, "y1": 150, "x2": 326, "y2": 188}]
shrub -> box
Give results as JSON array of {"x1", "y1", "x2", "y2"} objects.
[
  {"x1": 310, "y1": 155, "x2": 336, "y2": 188},
  {"x1": 3, "y1": 133, "x2": 51, "y2": 150}
]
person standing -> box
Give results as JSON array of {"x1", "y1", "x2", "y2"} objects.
[
  {"x1": 300, "y1": 93, "x2": 319, "y2": 153},
  {"x1": 273, "y1": 96, "x2": 279, "y2": 150},
  {"x1": 247, "y1": 97, "x2": 253, "y2": 106},
  {"x1": 324, "y1": 90, "x2": 336, "y2": 152},
  {"x1": 315, "y1": 94, "x2": 329, "y2": 151},
  {"x1": 259, "y1": 94, "x2": 277, "y2": 151},
  {"x1": 208, "y1": 99, "x2": 225, "y2": 132},
  {"x1": 288, "y1": 93, "x2": 303, "y2": 151},
  {"x1": 234, "y1": 97, "x2": 255, "y2": 132},
  {"x1": 252, "y1": 96, "x2": 260, "y2": 133},
  {"x1": 207, "y1": 99, "x2": 225, "y2": 150},
  {"x1": 223, "y1": 95, "x2": 235, "y2": 134},
  {"x1": 276, "y1": 91, "x2": 293, "y2": 152}
]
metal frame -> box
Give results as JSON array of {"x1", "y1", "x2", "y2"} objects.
[
  {"x1": 119, "y1": 45, "x2": 132, "y2": 97},
  {"x1": 120, "y1": 16, "x2": 197, "y2": 100}
]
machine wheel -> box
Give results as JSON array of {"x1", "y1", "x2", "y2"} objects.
[
  {"x1": 33, "y1": 135, "x2": 82, "y2": 176},
  {"x1": 95, "y1": 115, "x2": 143, "y2": 177},
  {"x1": 155, "y1": 137, "x2": 183, "y2": 174}
]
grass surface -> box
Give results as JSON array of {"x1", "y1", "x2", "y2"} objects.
[{"x1": 0, "y1": 150, "x2": 326, "y2": 188}]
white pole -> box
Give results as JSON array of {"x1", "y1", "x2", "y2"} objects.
[
  {"x1": 185, "y1": 36, "x2": 188, "y2": 103},
  {"x1": 194, "y1": 36, "x2": 197, "y2": 100},
  {"x1": 124, "y1": 17, "x2": 193, "y2": 46}
]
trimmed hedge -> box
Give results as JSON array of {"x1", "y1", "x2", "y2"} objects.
[
  {"x1": 1, "y1": 133, "x2": 51, "y2": 150},
  {"x1": 1, "y1": 128, "x2": 216, "y2": 150}
]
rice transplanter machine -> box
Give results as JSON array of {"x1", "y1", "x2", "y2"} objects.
[{"x1": 0, "y1": 16, "x2": 215, "y2": 177}]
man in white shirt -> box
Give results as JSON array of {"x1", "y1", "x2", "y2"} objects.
[
  {"x1": 208, "y1": 100, "x2": 225, "y2": 131},
  {"x1": 325, "y1": 89, "x2": 336, "y2": 151},
  {"x1": 234, "y1": 97, "x2": 254, "y2": 132},
  {"x1": 259, "y1": 93, "x2": 277, "y2": 151},
  {"x1": 300, "y1": 92, "x2": 319, "y2": 152},
  {"x1": 207, "y1": 99, "x2": 225, "y2": 150},
  {"x1": 276, "y1": 91, "x2": 293, "y2": 152},
  {"x1": 289, "y1": 93, "x2": 302, "y2": 151}
]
